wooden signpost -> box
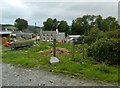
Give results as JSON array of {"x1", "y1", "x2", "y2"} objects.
[
  {"x1": 53, "y1": 39, "x2": 56, "y2": 57},
  {"x1": 53, "y1": 38, "x2": 84, "y2": 60},
  {"x1": 82, "y1": 39, "x2": 84, "y2": 59},
  {"x1": 72, "y1": 39, "x2": 75, "y2": 61},
  {"x1": 72, "y1": 39, "x2": 84, "y2": 60}
]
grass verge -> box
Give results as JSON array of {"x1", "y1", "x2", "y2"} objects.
[{"x1": 2, "y1": 41, "x2": 118, "y2": 83}]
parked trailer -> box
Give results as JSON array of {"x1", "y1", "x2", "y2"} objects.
[{"x1": 12, "y1": 41, "x2": 34, "y2": 49}]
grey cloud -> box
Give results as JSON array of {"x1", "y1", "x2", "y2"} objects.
[{"x1": 1, "y1": 2, "x2": 118, "y2": 26}]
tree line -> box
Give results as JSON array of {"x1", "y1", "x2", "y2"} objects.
[
  {"x1": 14, "y1": 15, "x2": 120, "y2": 35},
  {"x1": 43, "y1": 15, "x2": 120, "y2": 36}
]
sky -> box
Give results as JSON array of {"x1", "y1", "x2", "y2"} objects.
[{"x1": 0, "y1": 0, "x2": 120, "y2": 27}]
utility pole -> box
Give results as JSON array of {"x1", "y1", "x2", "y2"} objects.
[{"x1": 35, "y1": 22, "x2": 37, "y2": 41}]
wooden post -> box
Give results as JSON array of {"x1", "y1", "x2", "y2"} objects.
[
  {"x1": 53, "y1": 39, "x2": 56, "y2": 57},
  {"x1": 72, "y1": 39, "x2": 75, "y2": 61},
  {"x1": 35, "y1": 22, "x2": 37, "y2": 41},
  {"x1": 36, "y1": 34, "x2": 37, "y2": 41},
  {"x1": 82, "y1": 39, "x2": 84, "y2": 59}
]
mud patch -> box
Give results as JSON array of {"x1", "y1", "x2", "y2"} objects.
[{"x1": 38, "y1": 47, "x2": 70, "y2": 55}]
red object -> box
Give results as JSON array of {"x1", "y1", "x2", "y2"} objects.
[
  {"x1": 3, "y1": 37, "x2": 13, "y2": 47},
  {"x1": 32, "y1": 34, "x2": 36, "y2": 38},
  {"x1": 61, "y1": 40, "x2": 63, "y2": 43}
]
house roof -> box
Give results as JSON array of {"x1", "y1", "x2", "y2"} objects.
[
  {"x1": 17, "y1": 32, "x2": 33, "y2": 35},
  {"x1": 41, "y1": 31, "x2": 57, "y2": 34},
  {"x1": 12, "y1": 31, "x2": 22, "y2": 34},
  {"x1": 0, "y1": 31, "x2": 12, "y2": 34},
  {"x1": 68, "y1": 35, "x2": 80, "y2": 38},
  {"x1": 58, "y1": 32, "x2": 65, "y2": 35},
  {"x1": 4, "y1": 26, "x2": 17, "y2": 30}
]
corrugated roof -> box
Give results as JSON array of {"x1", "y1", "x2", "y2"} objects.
[
  {"x1": 17, "y1": 33, "x2": 33, "y2": 35},
  {"x1": 0, "y1": 31, "x2": 12, "y2": 34},
  {"x1": 12, "y1": 31, "x2": 21, "y2": 33},
  {"x1": 68, "y1": 35, "x2": 80, "y2": 38}
]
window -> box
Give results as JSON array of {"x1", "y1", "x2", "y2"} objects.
[
  {"x1": 47, "y1": 37, "x2": 49, "y2": 40},
  {"x1": 43, "y1": 38, "x2": 45, "y2": 41},
  {"x1": 43, "y1": 34, "x2": 45, "y2": 36},
  {"x1": 51, "y1": 34, "x2": 53, "y2": 36},
  {"x1": 47, "y1": 34, "x2": 49, "y2": 36},
  {"x1": 51, "y1": 38, "x2": 53, "y2": 41}
]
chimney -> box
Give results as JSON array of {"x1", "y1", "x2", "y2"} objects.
[
  {"x1": 5, "y1": 28, "x2": 8, "y2": 31},
  {"x1": 40, "y1": 28, "x2": 42, "y2": 33},
  {"x1": 56, "y1": 29, "x2": 58, "y2": 34}
]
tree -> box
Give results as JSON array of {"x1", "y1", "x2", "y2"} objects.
[
  {"x1": 95, "y1": 15, "x2": 102, "y2": 30},
  {"x1": 100, "y1": 19, "x2": 109, "y2": 32},
  {"x1": 106, "y1": 16, "x2": 118, "y2": 30},
  {"x1": 43, "y1": 18, "x2": 53, "y2": 31},
  {"x1": 85, "y1": 24, "x2": 101, "y2": 45},
  {"x1": 58, "y1": 20, "x2": 69, "y2": 36},
  {"x1": 14, "y1": 18, "x2": 28, "y2": 31},
  {"x1": 43, "y1": 18, "x2": 58, "y2": 31},
  {"x1": 100, "y1": 16, "x2": 119, "y2": 31},
  {"x1": 71, "y1": 17, "x2": 84, "y2": 35},
  {"x1": 82, "y1": 15, "x2": 91, "y2": 35},
  {"x1": 51, "y1": 18, "x2": 58, "y2": 31}
]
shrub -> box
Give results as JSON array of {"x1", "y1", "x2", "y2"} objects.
[
  {"x1": 85, "y1": 24, "x2": 101, "y2": 45},
  {"x1": 103, "y1": 29, "x2": 120, "y2": 39},
  {"x1": 77, "y1": 35, "x2": 85, "y2": 41},
  {"x1": 87, "y1": 38, "x2": 119, "y2": 65}
]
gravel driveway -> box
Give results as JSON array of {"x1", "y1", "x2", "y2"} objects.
[{"x1": 2, "y1": 63, "x2": 117, "y2": 86}]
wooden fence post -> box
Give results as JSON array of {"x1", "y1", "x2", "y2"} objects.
[
  {"x1": 82, "y1": 39, "x2": 84, "y2": 59},
  {"x1": 53, "y1": 39, "x2": 56, "y2": 57},
  {"x1": 72, "y1": 39, "x2": 75, "y2": 61},
  {"x1": 36, "y1": 33, "x2": 37, "y2": 41}
]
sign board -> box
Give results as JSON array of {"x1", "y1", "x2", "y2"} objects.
[{"x1": 74, "y1": 41, "x2": 82, "y2": 45}]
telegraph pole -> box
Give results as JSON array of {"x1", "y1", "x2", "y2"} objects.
[{"x1": 35, "y1": 22, "x2": 37, "y2": 41}]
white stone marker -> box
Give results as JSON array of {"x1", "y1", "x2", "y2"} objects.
[{"x1": 50, "y1": 57, "x2": 59, "y2": 65}]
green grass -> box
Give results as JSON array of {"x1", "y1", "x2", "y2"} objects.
[{"x1": 2, "y1": 41, "x2": 118, "y2": 83}]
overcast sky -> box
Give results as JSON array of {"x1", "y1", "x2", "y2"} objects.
[{"x1": 0, "y1": 0, "x2": 120, "y2": 26}]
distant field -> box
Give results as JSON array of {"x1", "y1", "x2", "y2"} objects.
[{"x1": 2, "y1": 40, "x2": 118, "y2": 84}]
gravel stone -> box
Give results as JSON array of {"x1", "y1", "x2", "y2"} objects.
[{"x1": 2, "y1": 63, "x2": 117, "y2": 86}]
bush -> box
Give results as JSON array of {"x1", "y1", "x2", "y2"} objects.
[
  {"x1": 77, "y1": 35, "x2": 85, "y2": 41},
  {"x1": 103, "y1": 29, "x2": 120, "y2": 39},
  {"x1": 85, "y1": 24, "x2": 101, "y2": 45},
  {"x1": 87, "y1": 38, "x2": 119, "y2": 65}
]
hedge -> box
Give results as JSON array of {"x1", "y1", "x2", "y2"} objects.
[{"x1": 87, "y1": 38, "x2": 119, "y2": 65}]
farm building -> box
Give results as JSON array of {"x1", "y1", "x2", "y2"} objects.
[
  {"x1": 0, "y1": 31, "x2": 12, "y2": 45},
  {"x1": 0, "y1": 31, "x2": 12, "y2": 37},
  {"x1": 3, "y1": 27, "x2": 17, "y2": 31},
  {"x1": 65, "y1": 35, "x2": 80, "y2": 43},
  {"x1": 40, "y1": 29, "x2": 65, "y2": 42},
  {"x1": 16, "y1": 32, "x2": 34, "y2": 39},
  {"x1": 68, "y1": 35, "x2": 80, "y2": 40}
]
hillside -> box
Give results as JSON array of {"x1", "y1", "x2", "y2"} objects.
[{"x1": 1, "y1": 24, "x2": 41, "y2": 33}]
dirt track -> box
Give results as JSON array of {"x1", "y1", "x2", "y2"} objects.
[{"x1": 2, "y1": 63, "x2": 117, "y2": 86}]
